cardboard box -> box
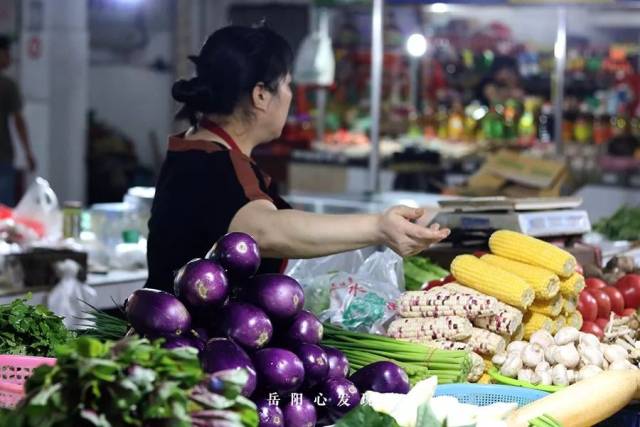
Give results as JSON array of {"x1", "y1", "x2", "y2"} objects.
[{"x1": 458, "y1": 150, "x2": 569, "y2": 197}]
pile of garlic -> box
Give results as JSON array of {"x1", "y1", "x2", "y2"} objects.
[{"x1": 492, "y1": 327, "x2": 638, "y2": 387}]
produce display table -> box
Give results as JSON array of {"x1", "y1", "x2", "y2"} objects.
[{"x1": 0, "y1": 269, "x2": 147, "y2": 309}]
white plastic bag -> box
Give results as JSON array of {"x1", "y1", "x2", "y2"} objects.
[
  {"x1": 47, "y1": 259, "x2": 96, "y2": 329},
  {"x1": 287, "y1": 249, "x2": 404, "y2": 334},
  {"x1": 13, "y1": 177, "x2": 62, "y2": 241}
]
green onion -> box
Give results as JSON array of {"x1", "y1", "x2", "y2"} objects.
[{"x1": 322, "y1": 323, "x2": 471, "y2": 385}]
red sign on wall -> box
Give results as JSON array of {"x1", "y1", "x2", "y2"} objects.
[{"x1": 27, "y1": 36, "x2": 42, "y2": 59}]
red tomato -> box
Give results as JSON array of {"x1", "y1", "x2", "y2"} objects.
[
  {"x1": 622, "y1": 308, "x2": 637, "y2": 317},
  {"x1": 615, "y1": 274, "x2": 640, "y2": 309},
  {"x1": 581, "y1": 321, "x2": 604, "y2": 340},
  {"x1": 577, "y1": 290, "x2": 599, "y2": 322},
  {"x1": 586, "y1": 288, "x2": 612, "y2": 319},
  {"x1": 585, "y1": 277, "x2": 607, "y2": 289},
  {"x1": 602, "y1": 286, "x2": 625, "y2": 315},
  {"x1": 595, "y1": 318, "x2": 609, "y2": 331}
]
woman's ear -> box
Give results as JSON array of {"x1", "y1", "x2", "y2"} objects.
[{"x1": 252, "y1": 82, "x2": 271, "y2": 112}]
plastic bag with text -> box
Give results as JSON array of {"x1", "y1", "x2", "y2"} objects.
[
  {"x1": 47, "y1": 259, "x2": 96, "y2": 329},
  {"x1": 286, "y1": 249, "x2": 404, "y2": 334}
]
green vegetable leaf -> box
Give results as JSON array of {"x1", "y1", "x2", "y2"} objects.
[{"x1": 335, "y1": 405, "x2": 402, "y2": 427}]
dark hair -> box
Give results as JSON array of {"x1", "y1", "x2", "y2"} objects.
[
  {"x1": 172, "y1": 25, "x2": 293, "y2": 125},
  {"x1": 0, "y1": 35, "x2": 11, "y2": 51}
]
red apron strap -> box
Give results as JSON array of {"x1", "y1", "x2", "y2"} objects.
[{"x1": 199, "y1": 118, "x2": 243, "y2": 153}]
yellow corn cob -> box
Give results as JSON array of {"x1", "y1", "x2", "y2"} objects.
[
  {"x1": 396, "y1": 288, "x2": 499, "y2": 319},
  {"x1": 563, "y1": 294, "x2": 577, "y2": 315},
  {"x1": 511, "y1": 323, "x2": 525, "y2": 341},
  {"x1": 553, "y1": 316, "x2": 567, "y2": 334},
  {"x1": 529, "y1": 295, "x2": 564, "y2": 317},
  {"x1": 523, "y1": 312, "x2": 553, "y2": 340},
  {"x1": 481, "y1": 254, "x2": 560, "y2": 299},
  {"x1": 443, "y1": 283, "x2": 524, "y2": 335},
  {"x1": 387, "y1": 316, "x2": 473, "y2": 341},
  {"x1": 489, "y1": 230, "x2": 577, "y2": 278},
  {"x1": 560, "y1": 273, "x2": 586, "y2": 297},
  {"x1": 465, "y1": 328, "x2": 506, "y2": 356},
  {"x1": 450, "y1": 255, "x2": 535, "y2": 309},
  {"x1": 567, "y1": 311, "x2": 583, "y2": 330}
]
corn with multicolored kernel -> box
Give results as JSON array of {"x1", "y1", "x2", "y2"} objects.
[
  {"x1": 481, "y1": 254, "x2": 560, "y2": 299},
  {"x1": 529, "y1": 295, "x2": 564, "y2": 317},
  {"x1": 560, "y1": 273, "x2": 586, "y2": 297},
  {"x1": 563, "y1": 294, "x2": 577, "y2": 315},
  {"x1": 387, "y1": 316, "x2": 473, "y2": 341},
  {"x1": 523, "y1": 312, "x2": 553, "y2": 340},
  {"x1": 467, "y1": 352, "x2": 485, "y2": 383},
  {"x1": 450, "y1": 255, "x2": 535, "y2": 309},
  {"x1": 465, "y1": 327, "x2": 507, "y2": 356},
  {"x1": 489, "y1": 230, "x2": 577, "y2": 278},
  {"x1": 396, "y1": 288, "x2": 499, "y2": 319},
  {"x1": 443, "y1": 283, "x2": 524, "y2": 335},
  {"x1": 398, "y1": 338, "x2": 470, "y2": 351},
  {"x1": 567, "y1": 311, "x2": 583, "y2": 330}
]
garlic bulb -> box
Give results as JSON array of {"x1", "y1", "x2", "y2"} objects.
[
  {"x1": 554, "y1": 343, "x2": 580, "y2": 369},
  {"x1": 522, "y1": 344, "x2": 544, "y2": 368},
  {"x1": 507, "y1": 341, "x2": 527, "y2": 355},
  {"x1": 604, "y1": 344, "x2": 629, "y2": 363},
  {"x1": 518, "y1": 369, "x2": 535, "y2": 383},
  {"x1": 566, "y1": 369, "x2": 576, "y2": 385},
  {"x1": 578, "y1": 343, "x2": 604, "y2": 368},
  {"x1": 554, "y1": 327, "x2": 580, "y2": 346},
  {"x1": 579, "y1": 332, "x2": 601, "y2": 348},
  {"x1": 529, "y1": 330, "x2": 554, "y2": 349},
  {"x1": 544, "y1": 345, "x2": 558, "y2": 364},
  {"x1": 577, "y1": 365, "x2": 603, "y2": 381},
  {"x1": 551, "y1": 364, "x2": 569, "y2": 386},
  {"x1": 609, "y1": 359, "x2": 637, "y2": 371},
  {"x1": 492, "y1": 352, "x2": 507, "y2": 366},
  {"x1": 500, "y1": 353, "x2": 523, "y2": 378},
  {"x1": 534, "y1": 361, "x2": 551, "y2": 376},
  {"x1": 538, "y1": 371, "x2": 552, "y2": 386}
]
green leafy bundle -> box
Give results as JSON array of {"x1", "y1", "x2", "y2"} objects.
[
  {"x1": 0, "y1": 337, "x2": 257, "y2": 427},
  {"x1": 594, "y1": 206, "x2": 640, "y2": 242},
  {"x1": 404, "y1": 257, "x2": 449, "y2": 291},
  {"x1": 0, "y1": 296, "x2": 73, "y2": 356}
]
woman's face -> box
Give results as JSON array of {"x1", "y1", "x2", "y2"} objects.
[{"x1": 262, "y1": 73, "x2": 293, "y2": 139}]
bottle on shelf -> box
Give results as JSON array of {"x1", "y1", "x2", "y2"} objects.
[
  {"x1": 447, "y1": 102, "x2": 465, "y2": 141},
  {"x1": 574, "y1": 103, "x2": 593, "y2": 144},
  {"x1": 518, "y1": 98, "x2": 537, "y2": 146},
  {"x1": 482, "y1": 103, "x2": 505, "y2": 142},
  {"x1": 436, "y1": 105, "x2": 449, "y2": 140},
  {"x1": 503, "y1": 99, "x2": 520, "y2": 142},
  {"x1": 538, "y1": 102, "x2": 554, "y2": 144},
  {"x1": 593, "y1": 107, "x2": 613, "y2": 145}
]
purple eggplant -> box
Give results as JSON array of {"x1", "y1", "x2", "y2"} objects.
[
  {"x1": 318, "y1": 377, "x2": 360, "y2": 415},
  {"x1": 221, "y1": 302, "x2": 273, "y2": 350},
  {"x1": 349, "y1": 361, "x2": 410, "y2": 394},
  {"x1": 293, "y1": 344, "x2": 328, "y2": 384},
  {"x1": 253, "y1": 348, "x2": 305, "y2": 393},
  {"x1": 174, "y1": 258, "x2": 229, "y2": 308},
  {"x1": 201, "y1": 338, "x2": 257, "y2": 397},
  {"x1": 286, "y1": 311, "x2": 323, "y2": 345},
  {"x1": 252, "y1": 274, "x2": 305, "y2": 320},
  {"x1": 282, "y1": 395, "x2": 317, "y2": 427},
  {"x1": 125, "y1": 288, "x2": 191, "y2": 337},
  {"x1": 163, "y1": 335, "x2": 202, "y2": 352},
  {"x1": 255, "y1": 398, "x2": 285, "y2": 427},
  {"x1": 321, "y1": 346, "x2": 350, "y2": 379},
  {"x1": 208, "y1": 232, "x2": 261, "y2": 280}
]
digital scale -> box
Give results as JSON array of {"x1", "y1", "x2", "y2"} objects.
[{"x1": 434, "y1": 196, "x2": 592, "y2": 238}]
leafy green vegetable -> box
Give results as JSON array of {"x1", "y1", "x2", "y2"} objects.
[
  {"x1": 0, "y1": 295, "x2": 73, "y2": 356},
  {"x1": 0, "y1": 336, "x2": 257, "y2": 427},
  {"x1": 75, "y1": 301, "x2": 129, "y2": 341},
  {"x1": 404, "y1": 257, "x2": 449, "y2": 291},
  {"x1": 594, "y1": 205, "x2": 640, "y2": 241},
  {"x1": 335, "y1": 404, "x2": 402, "y2": 427}
]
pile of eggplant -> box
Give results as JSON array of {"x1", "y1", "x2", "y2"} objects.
[{"x1": 124, "y1": 232, "x2": 410, "y2": 427}]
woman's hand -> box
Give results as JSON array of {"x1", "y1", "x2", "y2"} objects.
[{"x1": 377, "y1": 206, "x2": 450, "y2": 257}]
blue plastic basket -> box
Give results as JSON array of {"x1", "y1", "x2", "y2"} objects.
[{"x1": 434, "y1": 384, "x2": 548, "y2": 407}]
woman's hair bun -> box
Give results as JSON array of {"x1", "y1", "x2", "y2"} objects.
[{"x1": 171, "y1": 77, "x2": 213, "y2": 107}]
